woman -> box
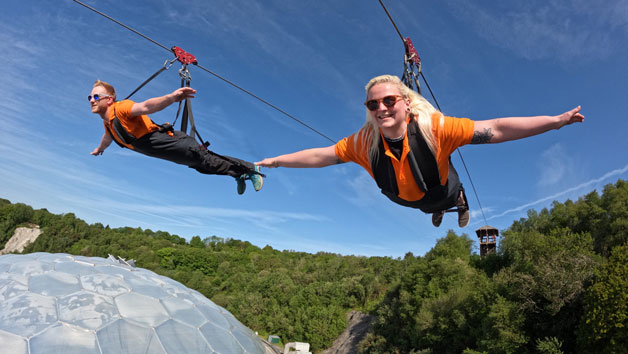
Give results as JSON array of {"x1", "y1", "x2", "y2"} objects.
[{"x1": 256, "y1": 75, "x2": 584, "y2": 227}]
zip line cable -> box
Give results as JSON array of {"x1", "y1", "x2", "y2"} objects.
[
  {"x1": 377, "y1": 0, "x2": 488, "y2": 225},
  {"x1": 74, "y1": 0, "x2": 486, "y2": 223},
  {"x1": 72, "y1": 0, "x2": 336, "y2": 144}
]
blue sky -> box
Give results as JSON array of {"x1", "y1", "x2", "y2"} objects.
[{"x1": 1, "y1": 0, "x2": 627, "y2": 258}]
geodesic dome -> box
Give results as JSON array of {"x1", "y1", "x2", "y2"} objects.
[{"x1": 0, "y1": 253, "x2": 271, "y2": 354}]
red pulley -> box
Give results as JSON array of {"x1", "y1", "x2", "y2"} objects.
[
  {"x1": 171, "y1": 46, "x2": 197, "y2": 65},
  {"x1": 404, "y1": 37, "x2": 421, "y2": 66}
]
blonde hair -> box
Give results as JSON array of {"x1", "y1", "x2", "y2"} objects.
[
  {"x1": 93, "y1": 80, "x2": 117, "y2": 101},
  {"x1": 356, "y1": 75, "x2": 442, "y2": 162}
]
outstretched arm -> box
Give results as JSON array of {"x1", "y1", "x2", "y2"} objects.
[
  {"x1": 91, "y1": 132, "x2": 113, "y2": 156},
  {"x1": 471, "y1": 106, "x2": 584, "y2": 144},
  {"x1": 130, "y1": 87, "x2": 196, "y2": 116},
  {"x1": 256, "y1": 145, "x2": 343, "y2": 168}
]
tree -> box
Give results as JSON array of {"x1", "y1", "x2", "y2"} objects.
[
  {"x1": 189, "y1": 235, "x2": 205, "y2": 248},
  {"x1": 496, "y1": 228, "x2": 599, "y2": 352},
  {"x1": 578, "y1": 245, "x2": 628, "y2": 354},
  {"x1": 361, "y1": 232, "x2": 496, "y2": 354}
]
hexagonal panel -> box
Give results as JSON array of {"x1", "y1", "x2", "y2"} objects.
[
  {"x1": 30, "y1": 323, "x2": 99, "y2": 354},
  {"x1": 160, "y1": 296, "x2": 207, "y2": 328},
  {"x1": 29, "y1": 271, "x2": 81, "y2": 297},
  {"x1": 8, "y1": 260, "x2": 52, "y2": 276},
  {"x1": 196, "y1": 302, "x2": 231, "y2": 330},
  {"x1": 0, "y1": 263, "x2": 10, "y2": 273},
  {"x1": 95, "y1": 264, "x2": 133, "y2": 277},
  {"x1": 0, "y1": 329, "x2": 28, "y2": 354},
  {"x1": 35, "y1": 253, "x2": 73, "y2": 264},
  {"x1": 155, "y1": 319, "x2": 212, "y2": 353},
  {"x1": 0, "y1": 278, "x2": 28, "y2": 302},
  {"x1": 191, "y1": 290, "x2": 221, "y2": 310},
  {"x1": 115, "y1": 292, "x2": 169, "y2": 327},
  {"x1": 200, "y1": 321, "x2": 245, "y2": 354},
  {"x1": 55, "y1": 261, "x2": 96, "y2": 276},
  {"x1": 97, "y1": 319, "x2": 165, "y2": 354},
  {"x1": 80, "y1": 273, "x2": 131, "y2": 297},
  {"x1": 0, "y1": 293, "x2": 57, "y2": 337},
  {"x1": 232, "y1": 326, "x2": 266, "y2": 354},
  {"x1": 72, "y1": 256, "x2": 100, "y2": 266},
  {"x1": 123, "y1": 274, "x2": 170, "y2": 299},
  {"x1": 0, "y1": 254, "x2": 22, "y2": 265},
  {"x1": 58, "y1": 291, "x2": 119, "y2": 330}
]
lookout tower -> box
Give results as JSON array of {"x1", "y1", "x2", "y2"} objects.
[{"x1": 475, "y1": 225, "x2": 498, "y2": 256}]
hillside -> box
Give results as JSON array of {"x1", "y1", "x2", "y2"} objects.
[{"x1": 1, "y1": 179, "x2": 627, "y2": 353}]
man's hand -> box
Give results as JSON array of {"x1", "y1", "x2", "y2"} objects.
[{"x1": 172, "y1": 87, "x2": 196, "y2": 102}]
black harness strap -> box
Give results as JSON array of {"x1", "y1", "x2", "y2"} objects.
[
  {"x1": 371, "y1": 119, "x2": 462, "y2": 213},
  {"x1": 372, "y1": 119, "x2": 440, "y2": 195},
  {"x1": 104, "y1": 104, "x2": 137, "y2": 149},
  {"x1": 124, "y1": 59, "x2": 176, "y2": 101},
  {"x1": 106, "y1": 103, "x2": 173, "y2": 149},
  {"x1": 105, "y1": 124, "x2": 128, "y2": 149},
  {"x1": 406, "y1": 119, "x2": 440, "y2": 191},
  {"x1": 173, "y1": 65, "x2": 210, "y2": 149}
]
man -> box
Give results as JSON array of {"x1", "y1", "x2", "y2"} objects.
[{"x1": 89, "y1": 80, "x2": 262, "y2": 194}]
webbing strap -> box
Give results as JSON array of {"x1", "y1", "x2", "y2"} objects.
[
  {"x1": 124, "y1": 58, "x2": 176, "y2": 100},
  {"x1": 183, "y1": 97, "x2": 208, "y2": 147},
  {"x1": 172, "y1": 65, "x2": 209, "y2": 148}
]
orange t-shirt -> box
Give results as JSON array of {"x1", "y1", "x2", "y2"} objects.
[
  {"x1": 103, "y1": 100, "x2": 160, "y2": 148},
  {"x1": 335, "y1": 114, "x2": 474, "y2": 201}
]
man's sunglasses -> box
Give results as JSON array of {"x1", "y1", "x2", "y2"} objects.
[
  {"x1": 88, "y1": 94, "x2": 112, "y2": 102},
  {"x1": 364, "y1": 95, "x2": 403, "y2": 111}
]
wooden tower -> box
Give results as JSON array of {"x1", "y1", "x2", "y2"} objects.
[{"x1": 475, "y1": 225, "x2": 498, "y2": 256}]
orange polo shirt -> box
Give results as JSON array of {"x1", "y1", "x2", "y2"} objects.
[
  {"x1": 335, "y1": 114, "x2": 474, "y2": 202},
  {"x1": 103, "y1": 100, "x2": 161, "y2": 148}
]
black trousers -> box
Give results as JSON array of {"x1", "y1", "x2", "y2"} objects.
[{"x1": 132, "y1": 131, "x2": 255, "y2": 178}]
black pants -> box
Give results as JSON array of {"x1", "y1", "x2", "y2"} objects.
[{"x1": 132, "y1": 131, "x2": 255, "y2": 178}]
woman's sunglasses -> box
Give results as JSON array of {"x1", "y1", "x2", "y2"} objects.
[
  {"x1": 88, "y1": 94, "x2": 112, "y2": 102},
  {"x1": 364, "y1": 95, "x2": 403, "y2": 111}
]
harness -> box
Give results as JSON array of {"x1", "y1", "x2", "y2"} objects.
[
  {"x1": 371, "y1": 119, "x2": 463, "y2": 214},
  {"x1": 104, "y1": 103, "x2": 174, "y2": 150},
  {"x1": 105, "y1": 46, "x2": 210, "y2": 151},
  {"x1": 101, "y1": 46, "x2": 263, "y2": 177}
]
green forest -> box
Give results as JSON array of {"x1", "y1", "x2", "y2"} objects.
[{"x1": 1, "y1": 179, "x2": 627, "y2": 353}]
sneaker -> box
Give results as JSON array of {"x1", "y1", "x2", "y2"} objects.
[
  {"x1": 248, "y1": 165, "x2": 263, "y2": 192},
  {"x1": 458, "y1": 207, "x2": 470, "y2": 227},
  {"x1": 236, "y1": 175, "x2": 246, "y2": 195},
  {"x1": 432, "y1": 210, "x2": 445, "y2": 227}
]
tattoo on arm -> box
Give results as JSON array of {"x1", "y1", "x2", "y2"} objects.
[{"x1": 471, "y1": 128, "x2": 494, "y2": 144}]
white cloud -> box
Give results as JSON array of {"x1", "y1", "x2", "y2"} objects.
[
  {"x1": 444, "y1": 0, "x2": 625, "y2": 62},
  {"x1": 536, "y1": 143, "x2": 575, "y2": 187}
]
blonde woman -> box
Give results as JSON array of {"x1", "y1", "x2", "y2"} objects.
[{"x1": 256, "y1": 75, "x2": 584, "y2": 227}]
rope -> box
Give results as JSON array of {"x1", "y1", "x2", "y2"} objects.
[
  {"x1": 72, "y1": 0, "x2": 336, "y2": 144},
  {"x1": 72, "y1": 0, "x2": 170, "y2": 52},
  {"x1": 377, "y1": 0, "x2": 489, "y2": 226},
  {"x1": 194, "y1": 63, "x2": 336, "y2": 143},
  {"x1": 377, "y1": 0, "x2": 404, "y2": 42}
]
